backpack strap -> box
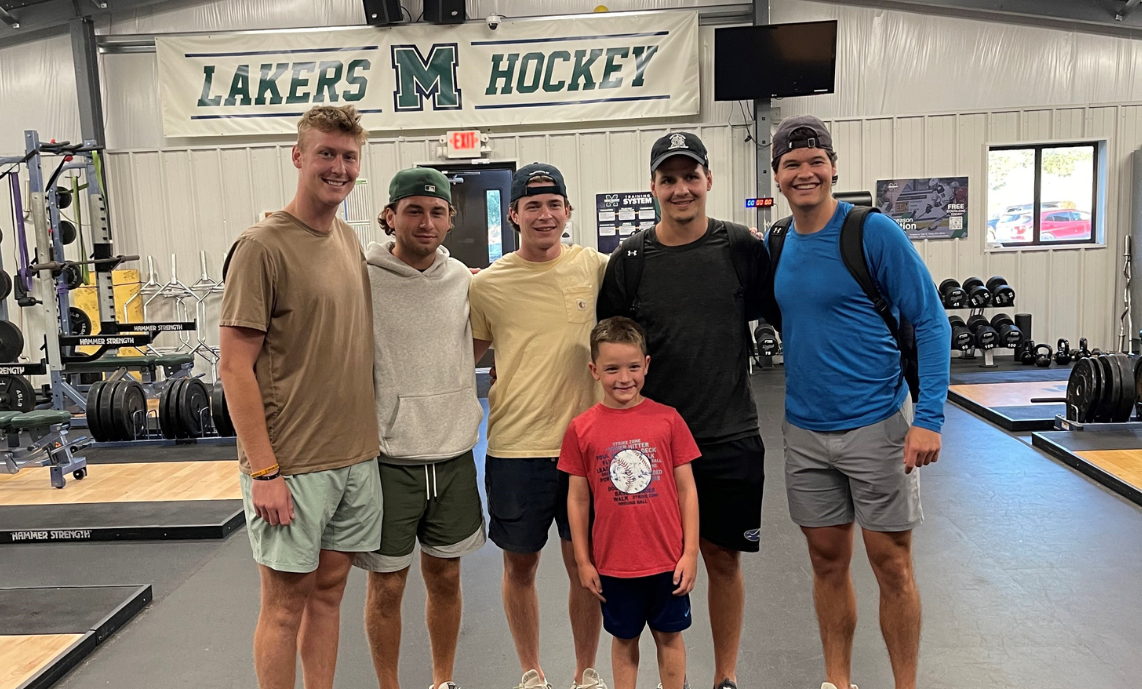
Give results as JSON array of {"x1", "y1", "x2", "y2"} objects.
[
  {"x1": 838, "y1": 206, "x2": 899, "y2": 339},
  {"x1": 768, "y1": 215, "x2": 793, "y2": 269},
  {"x1": 619, "y1": 229, "x2": 649, "y2": 316},
  {"x1": 720, "y1": 221, "x2": 756, "y2": 294}
]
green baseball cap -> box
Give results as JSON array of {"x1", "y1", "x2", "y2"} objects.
[{"x1": 388, "y1": 167, "x2": 452, "y2": 205}]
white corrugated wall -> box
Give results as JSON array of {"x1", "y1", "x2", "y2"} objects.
[{"x1": 2, "y1": 0, "x2": 1142, "y2": 364}]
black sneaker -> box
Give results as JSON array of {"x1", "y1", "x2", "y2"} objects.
[{"x1": 715, "y1": 680, "x2": 737, "y2": 689}]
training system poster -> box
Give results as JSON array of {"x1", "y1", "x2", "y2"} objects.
[
  {"x1": 875, "y1": 177, "x2": 968, "y2": 239},
  {"x1": 596, "y1": 192, "x2": 657, "y2": 253}
]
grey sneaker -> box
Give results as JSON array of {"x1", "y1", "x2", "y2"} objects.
[
  {"x1": 821, "y1": 683, "x2": 858, "y2": 689},
  {"x1": 432, "y1": 683, "x2": 461, "y2": 689},
  {"x1": 517, "y1": 670, "x2": 553, "y2": 689},
  {"x1": 656, "y1": 682, "x2": 691, "y2": 689},
  {"x1": 574, "y1": 669, "x2": 608, "y2": 689}
]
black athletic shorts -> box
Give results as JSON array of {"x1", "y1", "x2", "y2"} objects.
[
  {"x1": 691, "y1": 434, "x2": 765, "y2": 552},
  {"x1": 485, "y1": 455, "x2": 572, "y2": 553}
]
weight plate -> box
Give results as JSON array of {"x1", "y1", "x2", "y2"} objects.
[
  {"x1": 211, "y1": 384, "x2": 230, "y2": 436},
  {"x1": 1111, "y1": 354, "x2": 1136, "y2": 422},
  {"x1": 180, "y1": 379, "x2": 210, "y2": 438},
  {"x1": 55, "y1": 186, "x2": 72, "y2": 210},
  {"x1": 1096, "y1": 355, "x2": 1119, "y2": 423},
  {"x1": 0, "y1": 320, "x2": 24, "y2": 363},
  {"x1": 1067, "y1": 359, "x2": 1091, "y2": 422},
  {"x1": 86, "y1": 380, "x2": 107, "y2": 442},
  {"x1": 1135, "y1": 356, "x2": 1142, "y2": 420},
  {"x1": 159, "y1": 378, "x2": 179, "y2": 440},
  {"x1": 101, "y1": 380, "x2": 124, "y2": 442},
  {"x1": 63, "y1": 264, "x2": 83, "y2": 290},
  {"x1": 172, "y1": 378, "x2": 191, "y2": 439},
  {"x1": 0, "y1": 270, "x2": 11, "y2": 300},
  {"x1": 68, "y1": 307, "x2": 92, "y2": 336},
  {"x1": 119, "y1": 381, "x2": 148, "y2": 441},
  {"x1": 58, "y1": 219, "x2": 77, "y2": 245},
  {"x1": 0, "y1": 374, "x2": 35, "y2": 412}
]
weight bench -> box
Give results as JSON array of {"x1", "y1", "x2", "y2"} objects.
[
  {"x1": 65, "y1": 353, "x2": 195, "y2": 382},
  {"x1": 0, "y1": 410, "x2": 92, "y2": 489}
]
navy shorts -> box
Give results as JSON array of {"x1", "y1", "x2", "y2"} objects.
[
  {"x1": 485, "y1": 455, "x2": 571, "y2": 553},
  {"x1": 599, "y1": 571, "x2": 692, "y2": 639}
]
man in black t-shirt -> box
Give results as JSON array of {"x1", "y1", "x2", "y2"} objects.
[{"x1": 597, "y1": 132, "x2": 772, "y2": 689}]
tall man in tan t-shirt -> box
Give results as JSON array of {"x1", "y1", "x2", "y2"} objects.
[
  {"x1": 219, "y1": 105, "x2": 381, "y2": 689},
  {"x1": 470, "y1": 163, "x2": 610, "y2": 689}
]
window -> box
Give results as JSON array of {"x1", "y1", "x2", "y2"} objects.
[{"x1": 987, "y1": 143, "x2": 1098, "y2": 246}]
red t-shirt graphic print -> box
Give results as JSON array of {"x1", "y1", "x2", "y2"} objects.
[{"x1": 558, "y1": 399, "x2": 700, "y2": 578}]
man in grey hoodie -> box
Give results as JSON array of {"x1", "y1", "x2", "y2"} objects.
[{"x1": 354, "y1": 167, "x2": 487, "y2": 689}]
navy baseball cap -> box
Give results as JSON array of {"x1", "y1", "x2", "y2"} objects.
[
  {"x1": 511, "y1": 163, "x2": 568, "y2": 203},
  {"x1": 650, "y1": 132, "x2": 709, "y2": 173}
]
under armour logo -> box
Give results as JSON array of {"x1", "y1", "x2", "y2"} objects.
[
  {"x1": 627, "y1": 249, "x2": 638, "y2": 257},
  {"x1": 668, "y1": 133, "x2": 687, "y2": 150}
]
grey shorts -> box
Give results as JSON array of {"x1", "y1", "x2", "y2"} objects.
[{"x1": 783, "y1": 400, "x2": 922, "y2": 532}]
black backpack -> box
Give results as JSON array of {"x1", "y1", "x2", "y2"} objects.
[
  {"x1": 768, "y1": 206, "x2": 920, "y2": 402},
  {"x1": 614, "y1": 220, "x2": 761, "y2": 320}
]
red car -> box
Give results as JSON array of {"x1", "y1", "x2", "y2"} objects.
[{"x1": 1010, "y1": 210, "x2": 1092, "y2": 242}]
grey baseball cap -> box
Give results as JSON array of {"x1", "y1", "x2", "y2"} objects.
[{"x1": 771, "y1": 115, "x2": 834, "y2": 166}]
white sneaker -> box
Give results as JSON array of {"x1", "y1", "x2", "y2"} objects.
[
  {"x1": 655, "y1": 683, "x2": 690, "y2": 689},
  {"x1": 821, "y1": 683, "x2": 858, "y2": 689},
  {"x1": 433, "y1": 683, "x2": 460, "y2": 689},
  {"x1": 574, "y1": 669, "x2": 608, "y2": 689},
  {"x1": 517, "y1": 670, "x2": 553, "y2": 689}
]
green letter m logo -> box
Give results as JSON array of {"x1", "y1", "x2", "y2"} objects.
[{"x1": 391, "y1": 44, "x2": 462, "y2": 112}]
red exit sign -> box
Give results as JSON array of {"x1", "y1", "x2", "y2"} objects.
[{"x1": 446, "y1": 130, "x2": 483, "y2": 158}]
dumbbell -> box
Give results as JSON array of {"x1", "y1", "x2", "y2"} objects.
[
  {"x1": 967, "y1": 314, "x2": 998, "y2": 349},
  {"x1": 949, "y1": 316, "x2": 973, "y2": 350},
  {"x1": 754, "y1": 322, "x2": 780, "y2": 357},
  {"x1": 989, "y1": 313, "x2": 1023, "y2": 348},
  {"x1": 1054, "y1": 338, "x2": 1072, "y2": 365},
  {"x1": 1035, "y1": 343, "x2": 1053, "y2": 367},
  {"x1": 938, "y1": 279, "x2": 967, "y2": 309},
  {"x1": 962, "y1": 277, "x2": 992, "y2": 308},
  {"x1": 986, "y1": 276, "x2": 1016, "y2": 307}
]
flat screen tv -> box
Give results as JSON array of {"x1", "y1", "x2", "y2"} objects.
[{"x1": 714, "y1": 21, "x2": 838, "y2": 100}]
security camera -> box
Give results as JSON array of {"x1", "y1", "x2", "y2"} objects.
[{"x1": 486, "y1": 13, "x2": 502, "y2": 30}]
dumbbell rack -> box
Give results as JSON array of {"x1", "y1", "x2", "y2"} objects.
[{"x1": 942, "y1": 277, "x2": 1019, "y2": 368}]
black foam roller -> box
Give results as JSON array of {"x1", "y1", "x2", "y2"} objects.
[{"x1": 1015, "y1": 313, "x2": 1032, "y2": 339}]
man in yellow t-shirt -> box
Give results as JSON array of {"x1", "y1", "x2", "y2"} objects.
[{"x1": 470, "y1": 163, "x2": 610, "y2": 689}]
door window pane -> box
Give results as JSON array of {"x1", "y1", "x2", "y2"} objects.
[{"x1": 487, "y1": 189, "x2": 502, "y2": 263}]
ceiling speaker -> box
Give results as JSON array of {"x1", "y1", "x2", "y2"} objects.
[
  {"x1": 423, "y1": 0, "x2": 465, "y2": 24},
  {"x1": 363, "y1": 0, "x2": 401, "y2": 25}
]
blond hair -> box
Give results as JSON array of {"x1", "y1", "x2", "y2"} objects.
[{"x1": 297, "y1": 105, "x2": 368, "y2": 150}]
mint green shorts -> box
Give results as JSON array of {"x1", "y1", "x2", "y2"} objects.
[{"x1": 240, "y1": 458, "x2": 383, "y2": 573}]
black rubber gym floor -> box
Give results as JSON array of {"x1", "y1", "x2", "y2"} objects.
[
  {"x1": 948, "y1": 367, "x2": 1072, "y2": 385},
  {"x1": 0, "y1": 585, "x2": 151, "y2": 689},
  {"x1": 6, "y1": 379, "x2": 1142, "y2": 688},
  {"x1": 84, "y1": 442, "x2": 236, "y2": 464},
  {"x1": 0, "y1": 500, "x2": 244, "y2": 544}
]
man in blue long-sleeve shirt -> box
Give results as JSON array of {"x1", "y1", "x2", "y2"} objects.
[{"x1": 767, "y1": 116, "x2": 949, "y2": 689}]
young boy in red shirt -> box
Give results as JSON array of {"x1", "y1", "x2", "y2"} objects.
[{"x1": 559, "y1": 316, "x2": 701, "y2": 689}]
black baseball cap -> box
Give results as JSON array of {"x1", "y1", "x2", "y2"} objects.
[
  {"x1": 650, "y1": 132, "x2": 709, "y2": 173},
  {"x1": 771, "y1": 115, "x2": 834, "y2": 167},
  {"x1": 511, "y1": 163, "x2": 568, "y2": 203}
]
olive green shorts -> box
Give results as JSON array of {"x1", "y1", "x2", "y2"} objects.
[
  {"x1": 354, "y1": 451, "x2": 486, "y2": 573},
  {"x1": 240, "y1": 457, "x2": 383, "y2": 573}
]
